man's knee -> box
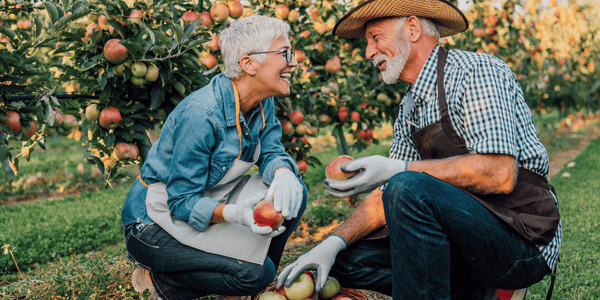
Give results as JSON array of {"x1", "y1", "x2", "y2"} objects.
[{"x1": 383, "y1": 171, "x2": 431, "y2": 202}]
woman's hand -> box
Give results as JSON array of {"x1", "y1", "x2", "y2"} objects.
[
  {"x1": 223, "y1": 193, "x2": 285, "y2": 236},
  {"x1": 268, "y1": 168, "x2": 303, "y2": 220}
]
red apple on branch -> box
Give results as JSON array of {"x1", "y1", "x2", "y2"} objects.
[
  {"x1": 290, "y1": 110, "x2": 304, "y2": 125},
  {"x1": 21, "y1": 120, "x2": 37, "y2": 140},
  {"x1": 228, "y1": 1, "x2": 244, "y2": 19},
  {"x1": 99, "y1": 107, "x2": 122, "y2": 129},
  {"x1": 104, "y1": 39, "x2": 128, "y2": 64},
  {"x1": 210, "y1": 3, "x2": 230, "y2": 24},
  {"x1": 182, "y1": 11, "x2": 199, "y2": 23},
  {"x1": 2, "y1": 110, "x2": 21, "y2": 135}
]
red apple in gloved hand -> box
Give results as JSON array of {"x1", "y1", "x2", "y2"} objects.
[
  {"x1": 326, "y1": 155, "x2": 359, "y2": 180},
  {"x1": 253, "y1": 200, "x2": 284, "y2": 230}
]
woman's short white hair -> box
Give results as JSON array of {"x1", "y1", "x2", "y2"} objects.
[{"x1": 219, "y1": 15, "x2": 290, "y2": 79}]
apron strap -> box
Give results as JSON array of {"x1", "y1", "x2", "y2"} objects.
[
  {"x1": 231, "y1": 81, "x2": 265, "y2": 160},
  {"x1": 436, "y1": 46, "x2": 449, "y2": 117},
  {"x1": 410, "y1": 46, "x2": 449, "y2": 134}
]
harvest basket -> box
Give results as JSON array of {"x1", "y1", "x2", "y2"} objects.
[{"x1": 253, "y1": 282, "x2": 368, "y2": 300}]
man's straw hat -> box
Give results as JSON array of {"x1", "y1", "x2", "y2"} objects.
[{"x1": 333, "y1": 0, "x2": 469, "y2": 38}]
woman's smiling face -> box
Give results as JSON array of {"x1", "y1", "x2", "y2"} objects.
[{"x1": 254, "y1": 35, "x2": 298, "y2": 97}]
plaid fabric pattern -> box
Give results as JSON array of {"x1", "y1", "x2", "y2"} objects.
[{"x1": 388, "y1": 46, "x2": 561, "y2": 272}]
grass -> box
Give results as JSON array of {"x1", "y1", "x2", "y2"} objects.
[
  {"x1": 1, "y1": 116, "x2": 600, "y2": 299},
  {"x1": 526, "y1": 137, "x2": 600, "y2": 299}
]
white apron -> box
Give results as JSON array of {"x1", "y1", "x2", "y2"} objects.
[{"x1": 145, "y1": 81, "x2": 271, "y2": 264}]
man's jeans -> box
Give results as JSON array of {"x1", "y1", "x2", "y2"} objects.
[
  {"x1": 330, "y1": 171, "x2": 550, "y2": 299},
  {"x1": 124, "y1": 185, "x2": 307, "y2": 300}
]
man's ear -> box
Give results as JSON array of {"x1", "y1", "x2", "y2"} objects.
[
  {"x1": 239, "y1": 55, "x2": 257, "y2": 76},
  {"x1": 405, "y1": 16, "x2": 422, "y2": 43}
]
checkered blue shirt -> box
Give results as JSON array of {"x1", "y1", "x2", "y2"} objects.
[{"x1": 388, "y1": 46, "x2": 561, "y2": 272}]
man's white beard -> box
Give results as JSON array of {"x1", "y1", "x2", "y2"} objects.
[{"x1": 373, "y1": 33, "x2": 411, "y2": 85}]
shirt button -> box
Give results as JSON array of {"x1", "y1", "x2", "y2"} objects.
[
  {"x1": 244, "y1": 132, "x2": 249, "y2": 136},
  {"x1": 222, "y1": 167, "x2": 226, "y2": 171}
]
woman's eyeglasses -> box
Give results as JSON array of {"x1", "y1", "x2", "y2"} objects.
[{"x1": 248, "y1": 48, "x2": 295, "y2": 63}]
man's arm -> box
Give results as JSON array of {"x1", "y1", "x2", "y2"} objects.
[
  {"x1": 332, "y1": 189, "x2": 386, "y2": 246},
  {"x1": 408, "y1": 153, "x2": 518, "y2": 195}
]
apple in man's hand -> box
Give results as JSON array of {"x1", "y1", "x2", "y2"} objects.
[
  {"x1": 253, "y1": 200, "x2": 284, "y2": 230},
  {"x1": 326, "y1": 155, "x2": 359, "y2": 181}
]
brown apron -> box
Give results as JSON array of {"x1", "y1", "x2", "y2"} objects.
[{"x1": 408, "y1": 47, "x2": 560, "y2": 245}]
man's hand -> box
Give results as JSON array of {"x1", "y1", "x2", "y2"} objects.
[
  {"x1": 267, "y1": 168, "x2": 303, "y2": 220},
  {"x1": 223, "y1": 193, "x2": 285, "y2": 237},
  {"x1": 276, "y1": 236, "x2": 346, "y2": 292},
  {"x1": 325, "y1": 155, "x2": 407, "y2": 198}
]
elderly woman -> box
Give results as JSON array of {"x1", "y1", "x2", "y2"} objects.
[{"x1": 122, "y1": 15, "x2": 306, "y2": 300}]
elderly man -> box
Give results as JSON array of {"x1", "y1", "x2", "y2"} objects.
[{"x1": 277, "y1": 0, "x2": 561, "y2": 299}]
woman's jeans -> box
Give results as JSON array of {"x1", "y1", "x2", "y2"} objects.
[
  {"x1": 124, "y1": 184, "x2": 308, "y2": 300},
  {"x1": 330, "y1": 171, "x2": 550, "y2": 299}
]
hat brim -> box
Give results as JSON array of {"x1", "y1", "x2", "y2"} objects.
[{"x1": 333, "y1": 0, "x2": 469, "y2": 38}]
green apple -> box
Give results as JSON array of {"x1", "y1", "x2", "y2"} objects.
[
  {"x1": 320, "y1": 277, "x2": 341, "y2": 299},
  {"x1": 131, "y1": 61, "x2": 147, "y2": 77},
  {"x1": 145, "y1": 64, "x2": 160, "y2": 82}
]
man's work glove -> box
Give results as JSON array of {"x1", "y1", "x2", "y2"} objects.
[
  {"x1": 267, "y1": 168, "x2": 303, "y2": 220},
  {"x1": 223, "y1": 193, "x2": 286, "y2": 237},
  {"x1": 325, "y1": 155, "x2": 407, "y2": 198},
  {"x1": 276, "y1": 235, "x2": 346, "y2": 292}
]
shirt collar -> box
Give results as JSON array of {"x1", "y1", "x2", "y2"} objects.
[
  {"x1": 217, "y1": 74, "x2": 261, "y2": 128},
  {"x1": 408, "y1": 45, "x2": 441, "y2": 104}
]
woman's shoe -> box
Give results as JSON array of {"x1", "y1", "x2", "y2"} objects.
[{"x1": 131, "y1": 267, "x2": 161, "y2": 300}]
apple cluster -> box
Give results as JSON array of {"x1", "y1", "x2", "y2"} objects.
[
  {"x1": 259, "y1": 272, "x2": 348, "y2": 300},
  {"x1": 39, "y1": 110, "x2": 78, "y2": 138},
  {"x1": 281, "y1": 110, "x2": 315, "y2": 174}
]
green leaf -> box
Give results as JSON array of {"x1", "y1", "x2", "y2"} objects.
[
  {"x1": 182, "y1": 19, "x2": 201, "y2": 44},
  {"x1": 44, "y1": 1, "x2": 59, "y2": 24},
  {"x1": 107, "y1": 20, "x2": 126, "y2": 39},
  {"x1": 120, "y1": 40, "x2": 144, "y2": 56},
  {"x1": 87, "y1": 156, "x2": 105, "y2": 175},
  {"x1": 33, "y1": 18, "x2": 43, "y2": 38},
  {"x1": 150, "y1": 85, "x2": 165, "y2": 110},
  {"x1": 152, "y1": 30, "x2": 170, "y2": 47},
  {"x1": 76, "y1": 61, "x2": 99, "y2": 72},
  {"x1": 99, "y1": 85, "x2": 112, "y2": 103},
  {"x1": 0, "y1": 27, "x2": 16, "y2": 41},
  {"x1": 173, "y1": 24, "x2": 184, "y2": 45},
  {"x1": 105, "y1": 133, "x2": 116, "y2": 148},
  {"x1": 0, "y1": 57, "x2": 8, "y2": 74}
]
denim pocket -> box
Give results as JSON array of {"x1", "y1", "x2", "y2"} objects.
[
  {"x1": 208, "y1": 158, "x2": 232, "y2": 186},
  {"x1": 128, "y1": 224, "x2": 161, "y2": 249},
  {"x1": 496, "y1": 255, "x2": 547, "y2": 290}
]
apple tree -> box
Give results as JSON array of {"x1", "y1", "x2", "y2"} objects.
[
  {"x1": 49, "y1": 0, "x2": 218, "y2": 186},
  {"x1": 1, "y1": 1, "x2": 88, "y2": 178}
]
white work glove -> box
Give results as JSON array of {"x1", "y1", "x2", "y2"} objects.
[
  {"x1": 325, "y1": 155, "x2": 407, "y2": 198},
  {"x1": 267, "y1": 168, "x2": 303, "y2": 220},
  {"x1": 222, "y1": 193, "x2": 286, "y2": 237},
  {"x1": 276, "y1": 235, "x2": 346, "y2": 292}
]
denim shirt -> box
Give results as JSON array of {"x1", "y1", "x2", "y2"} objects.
[{"x1": 121, "y1": 73, "x2": 299, "y2": 231}]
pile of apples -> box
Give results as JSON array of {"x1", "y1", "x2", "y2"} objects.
[{"x1": 259, "y1": 272, "x2": 351, "y2": 300}]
